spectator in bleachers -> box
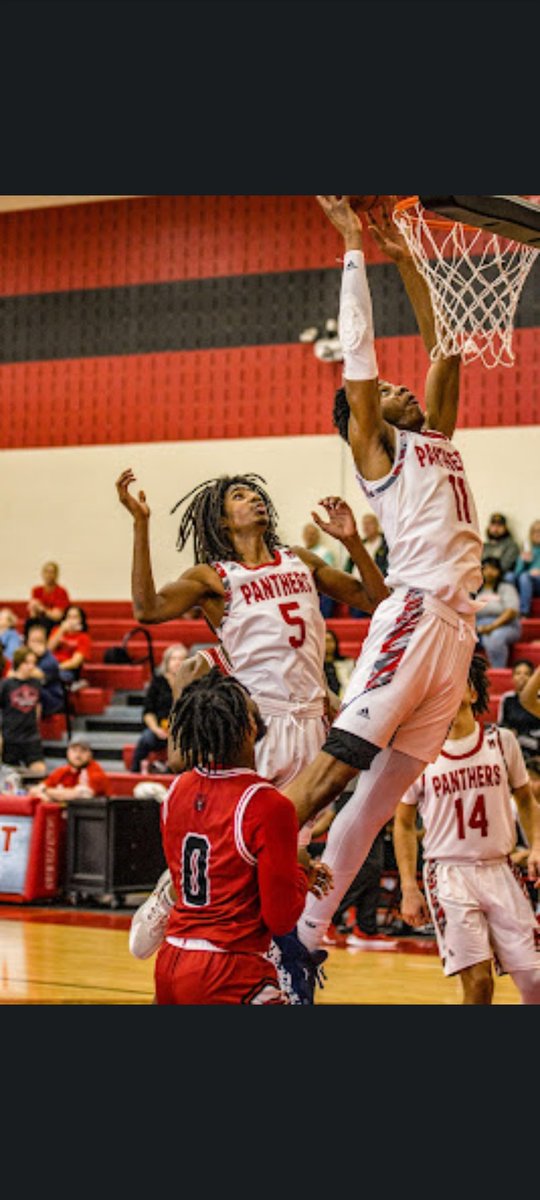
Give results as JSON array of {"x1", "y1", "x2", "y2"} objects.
[
  {"x1": 481, "y1": 513, "x2": 520, "y2": 578},
  {"x1": 131, "y1": 644, "x2": 189, "y2": 773},
  {"x1": 475, "y1": 557, "x2": 521, "y2": 668},
  {"x1": 345, "y1": 513, "x2": 389, "y2": 618},
  {"x1": 513, "y1": 519, "x2": 540, "y2": 616},
  {"x1": 498, "y1": 659, "x2": 540, "y2": 763},
  {"x1": 25, "y1": 624, "x2": 65, "y2": 717},
  {"x1": 26, "y1": 561, "x2": 71, "y2": 638},
  {"x1": 47, "y1": 605, "x2": 91, "y2": 686},
  {"x1": 31, "y1": 733, "x2": 111, "y2": 801},
  {"x1": 0, "y1": 608, "x2": 23, "y2": 662},
  {"x1": 0, "y1": 646, "x2": 46, "y2": 774}
]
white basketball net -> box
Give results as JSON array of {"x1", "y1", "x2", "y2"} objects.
[{"x1": 392, "y1": 198, "x2": 539, "y2": 368}]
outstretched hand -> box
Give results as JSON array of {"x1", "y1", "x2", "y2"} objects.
[
  {"x1": 312, "y1": 496, "x2": 358, "y2": 543},
  {"x1": 316, "y1": 195, "x2": 363, "y2": 247},
  {"x1": 366, "y1": 196, "x2": 410, "y2": 263},
  {"x1": 116, "y1": 468, "x2": 151, "y2": 521}
]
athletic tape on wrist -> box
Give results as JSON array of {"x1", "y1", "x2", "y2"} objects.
[{"x1": 339, "y1": 249, "x2": 378, "y2": 381}]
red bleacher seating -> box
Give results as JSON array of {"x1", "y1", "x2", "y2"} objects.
[
  {"x1": 84, "y1": 663, "x2": 148, "y2": 689},
  {"x1": 40, "y1": 713, "x2": 67, "y2": 740},
  {"x1": 70, "y1": 687, "x2": 111, "y2": 715},
  {"x1": 511, "y1": 643, "x2": 540, "y2": 668},
  {"x1": 121, "y1": 744, "x2": 168, "y2": 771}
]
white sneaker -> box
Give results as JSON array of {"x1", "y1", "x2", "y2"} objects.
[{"x1": 129, "y1": 870, "x2": 175, "y2": 959}]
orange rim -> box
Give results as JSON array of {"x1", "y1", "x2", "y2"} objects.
[{"x1": 394, "y1": 195, "x2": 479, "y2": 234}]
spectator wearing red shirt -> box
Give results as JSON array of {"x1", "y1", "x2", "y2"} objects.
[
  {"x1": 31, "y1": 733, "x2": 111, "y2": 802},
  {"x1": 48, "y1": 605, "x2": 91, "y2": 685},
  {"x1": 26, "y1": 561, "x2": 71, "y2": 638}
]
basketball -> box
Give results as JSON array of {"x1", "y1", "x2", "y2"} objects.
[{"x1": 348, "y1": 195, "x2": 384, "y2": 212}]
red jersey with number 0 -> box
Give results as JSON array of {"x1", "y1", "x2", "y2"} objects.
[
  {"x1": 211, "y1": 549, "x2": 325, "y2": 709},
  {"x1": 402, "y1": 723, "x2": 529, "y2": 860},
  {"x1": 161, "y1": 766, "x2": 308, "y2": 952}
]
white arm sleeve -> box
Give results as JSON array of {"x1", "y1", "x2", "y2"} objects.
[{"x1": 339, "y1": 249, "x2": 379, "y2": 381}]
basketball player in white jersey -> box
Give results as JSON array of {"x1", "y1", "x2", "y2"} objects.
[
  {"x1": 115, "y1": 471, "x2": 388, "y2": 965},
  {"x1": 394, "y1": 654, "x2": 540, "y2": 1004},
  {"x1": 277, "y1": 196, "x2": 485, "y2": 1000}
]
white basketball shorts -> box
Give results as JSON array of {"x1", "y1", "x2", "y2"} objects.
[
  {"x1": 333, "y1": 587, "x2": 476, "y2": 763},
  {"x1": 424, "y1": 858, "x2": 540, "y2": 976}
]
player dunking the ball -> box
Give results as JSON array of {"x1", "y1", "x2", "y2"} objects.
[{"x1": 276, "y1": 195, "x2": 485, "y2": 1002}]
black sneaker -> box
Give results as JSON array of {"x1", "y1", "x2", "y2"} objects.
[{"x1": 272, "y1": 929, "x2": 328, "y2": 1005}]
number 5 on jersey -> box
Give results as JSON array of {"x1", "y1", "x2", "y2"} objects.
[{"x1": 278, "y1": 601, "x2": 306, "y2": 648}]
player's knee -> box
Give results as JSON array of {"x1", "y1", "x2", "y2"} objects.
[
  {"x1": 323, "y1": 727, "x2": 382, "y2": 771},
  {"x1": 460, "y1": 961, "x2": 494, "y2": 1004},
  {"x1": 512, "y1": 968, "x2": 540, "y2": 1005}
]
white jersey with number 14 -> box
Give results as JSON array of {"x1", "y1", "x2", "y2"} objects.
[{"x1": 402, "y1": 723, "x2": 530, "y2": 861}]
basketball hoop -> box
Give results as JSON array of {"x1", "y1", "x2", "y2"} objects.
[{"x1": 392, "y1": 195, "x2": 539, "y2": 368}]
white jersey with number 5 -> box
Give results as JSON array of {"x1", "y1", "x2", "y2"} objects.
[
  {"x1": 357, "y1": 428, "x2": 482, "y2": 614},
  {"x1": 402, "y1": 723, "x2": 530, "y2": 861},
  {"x1": 211, "y1": 549, "x2": 326, "y2": 714}
]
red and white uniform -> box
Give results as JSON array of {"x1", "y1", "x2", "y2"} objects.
[
  {"x1": 402, "y1": 724, "x2": 540, "y2": 976},
  {"x1": 155, "y1": 766, "x2": 309, "y2": 1004},
  {"x1": 210, "y1": 549, "x2": 327, "y2": 790},
  {"x1": 334, "y1": 428, "x2": 482, "y2": 761}
]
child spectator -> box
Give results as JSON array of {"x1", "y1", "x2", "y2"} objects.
[
  {"x1": 513, "y1": 520, "x2": 540, "y2": 615},
  {"x1": 0, "y1": 608, "x2": 23, "y2": 662},
  {"x1": 25, "y1": 624, "x2": 65, "y2": 717},
  {"x1": 0, "y1": 646, "x2": 46, "y2": 774},
  {"x1": 481, "y1": 513, "x2": 520, "y2": 578},
  {"x1": 131, "y1": 644, "x2": 188, "y2": 772},
  {"x1": 31, "y1": 733, "x2": 111, "y2": 801},
  {"x1": 48, "y1": 605, "x2": 91, "y2": 685},
  {"x1": 26, "y1": 562, "x2": 71, "y2": 638}
]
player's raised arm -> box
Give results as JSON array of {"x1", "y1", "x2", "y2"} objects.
[
  {"x1": 294, "y1": 496, "x2": 389, "y2": 614},
  {"x1": 368, "y1": 198, "x2": 461, "y2": 439},
  {"x1": 115, "y1": 469, "x2": 222, "y2": 624},
  {"x1": 316, "y1": 197, "x2": 389, "y2": 476}
]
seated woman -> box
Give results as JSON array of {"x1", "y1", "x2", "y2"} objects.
[
  {"x1": 26, "y1": 561, "x2": 71, "y2": 639},
  {"x1": 131, "y1": 644, "x2": 188, "y2": 773},
  {"x1": 47, "y1": 605, "x2": 92, "y2": 685},
  {"x1": 475, "y1": 557, "x2": 521, "y2": 668}
]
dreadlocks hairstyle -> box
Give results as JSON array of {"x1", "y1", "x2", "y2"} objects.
[
  {"x1": 468, "y1": 653, "x2": 490, "y2": 715},
  {"x1": 333, "y1": 387, "x2": 351, "y2": 444},
  {"x1": 170, "y1": 474, "x2": 282, "y2": 564},
  {"x1": 169, "y1": 668, "x2": 253, "y2": 770}
]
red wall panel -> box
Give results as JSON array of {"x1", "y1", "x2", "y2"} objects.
[
  {"x1": 0, "y1": 195, "x2": 391, "y2": 297},
  {"x1": 1, "y1": 328, "x2": 538, "y2": 450}
]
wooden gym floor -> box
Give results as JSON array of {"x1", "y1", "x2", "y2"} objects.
[{"x1": 0, "y1": 906, "x2": 521, "y2": 1004}]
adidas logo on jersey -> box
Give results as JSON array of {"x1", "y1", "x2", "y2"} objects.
[{"x1": 358, "y1": 707, "x2": 370, "y2": 719}]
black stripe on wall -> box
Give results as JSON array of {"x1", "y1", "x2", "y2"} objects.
[{"x1": 0, "y1": 260, "x2": 538, "y2": 364}]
